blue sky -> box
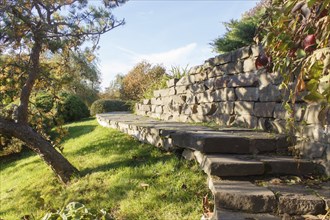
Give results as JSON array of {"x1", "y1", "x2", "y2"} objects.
[{"x1": 97, "y1": 0, "x2": 259, "y2": 89}]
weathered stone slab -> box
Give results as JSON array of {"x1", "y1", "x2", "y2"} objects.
[
  {"x1": 213, "y1": 208, "x2": 280, "y2": 220},
  {"x1": 196, "y1": 91, "x2": 214, "y2": 103},
  {"x1": 225, "y1": 61, "x2": 243, "y2": 74},
  {"x1": 255, "y1": 102, "x2": 276, "y2": 118},
  {"x1": 259, "y1": 84, "x2": 282, "y2": 102},
  {"x1": 231, "y1": 114, "x2": 258, "y2": 129},
  {"x1": 258, "y1": 71, "x2": 283, "y2": 86},
  {"x1": 213, "y1": 52, "x2": 232, "y2": 65},
  {"x1": 209, "y1": 179, "x2": 276, "y2": 213},
  {"x1": 189, "y1": 83, "x2": 205, "y2": 94},
  {"x1": 274, "y1": 103, "x2": 304, "y2": 121},
  {"x1": 303, "y1": 104, "x2": 322, "y2": 124},
  {"x1": 215, "y1": 102, "x2": 234, "y2": 115},
  {"x1": 188, "y1": 65, "x2": 202, "y2": 75},
  {"x1": 214, "y1": 75, "x2": 231, "y2": 88},
  {"x1": 160, "y1": 96, "x2": 172, "y2": 105},
  {"x1": 188, "y1": 114, "x2": 211, "y2": 123},
  {"x1": 297, "y1": 124, "x2": 330, "y2": 143},
  {"x1": 260, "y1": 156, "x2": 325, "y2": 176},
  {"x1": 154, "y1": 105, "x2": 163, "y2": 114},
  {"x1": 243, "y1": 57, "x2": 256, "y2": 72},
  {"x1": 227, "y1": 72, "x2": 259, "y2": 87},
  {"x1": 150, "y1": 97, "x2": 162, "y2": 105},
  {"x1": 209, "y1": 65, "x2": 226, "y2": 77},
  {"x1": 269, "y1": 184, "x2": 326, "y2": 215},
  {"x1": 194, "y1": 71, "x2": 208, "y2": 82},
  {"x1": 204, "y1": 78, "x2": 215, "y2": 90},
  {"x1": 168, "y1": 104, "x2": 182, "y2": 114},
  {"x1": 176, "y1": 74, "x2": 195, "y2": 86},
  {"x1": 142, "y1": 99, "x2": 151, "y2": 105},
  {"x1": 182, "y1": 104, "x2": 198, "y2": 115},
  {"x1": 172, "y1": 95, "x2": 187, "y2": 105},
  {"x1": 235, "y1": 87, "x2": 259, "y2": 101},
  {"x1": 166, "y1": 78, "x2": 178, "y2": 88},
  {"x1": 202, "y1": 155, "x2": 265, "y2": 177},
  {"x1": 182, "y1": 149, "x2": 195, "y2": 161},
  {"x1": 185, "y1": 93, "x2": 197, "y2": 104},
  {"x1": 170, "y1": 130, "x2": 283, "y2": 154},
  {"x1": 140, "y1": 104, "x2": 151, "y2": 112},
  {"x1": 251, "y1": 44, "x2": 263, "y2": 57},
  {"x1": 293, "y1": 141, "x2": 327, "y2": 159},
  {"x1": 232, "y1": 46, "x2": 251, "y2": 60},
  {"x1": 196, "y1": 103, "x2": 217, "y2": 116},
  {"x1": 212, "y1": 88, "x2": 236, "y2": 101},
  {"x1": 175, "y1": 85, "x2": 188, "y2": 94},
  {"x1": 234, "y1": 101, "x2": 255, "y2": 115}
]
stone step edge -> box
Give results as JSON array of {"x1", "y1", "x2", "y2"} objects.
[
  {"x1": 97, "y1": 114, "x2": 289, "y2": 154},
  {"x1": 189, "y1": 150, "x2": 325, "y2": 177},
  {"x1": 207, "y1": 177, "x2": 329, "y2": 216}
]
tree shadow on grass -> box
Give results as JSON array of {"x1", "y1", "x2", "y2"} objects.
[
  {"x1": 80, "y1": 154, "x2": 173, "y2": 176},
  {"x1": 0, "y1": 148, "x2": 37, "y2": 170},
  {"x1": 61, "y1": 125, "x2": 97, "y2": 141}
]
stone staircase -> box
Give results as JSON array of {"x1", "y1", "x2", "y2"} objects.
[{"x1": 97, "y1": 112, "x2": 329, "y2": 220}]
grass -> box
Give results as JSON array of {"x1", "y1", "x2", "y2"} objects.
[{"x1": 0, "y1": 118, "x2": 209, "y2": 220}]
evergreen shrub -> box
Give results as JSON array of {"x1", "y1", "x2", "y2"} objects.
[{"x1": 90, "y1": 99, "x2": 130, "y2": 116}]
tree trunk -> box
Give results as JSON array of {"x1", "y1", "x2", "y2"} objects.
[{"x1": 0, "y1": 117, "x2": 79, "y2": 183}]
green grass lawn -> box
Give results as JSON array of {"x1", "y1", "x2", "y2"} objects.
[{"x1": 0, "y1": 118, "x2": 209, "y2": 220}]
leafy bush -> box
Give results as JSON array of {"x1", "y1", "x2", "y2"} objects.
[
  {"x1": 57, "y1": 93, "x2": 90, "y2": 122},
  {"x1": 35, "y1": 93, "x2": 54, "y2": 113},
  {"x1": 120, "y1": 61, "x2": 166, "y2": 101},
  {"x1": 90, "y1": 99, "x2": 130, "y2": 116}
]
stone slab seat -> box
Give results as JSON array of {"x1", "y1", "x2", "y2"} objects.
[
  {"x1": 170, "y1": 130, "x2": 289, "y2": 154},
  {"x1": 195, "y1": 152, "x2": 324, "y2": 177}
]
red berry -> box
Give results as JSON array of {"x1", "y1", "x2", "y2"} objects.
[
  {"x1": 303, "y1": 34, "x2": 316, "y2": 52},
  {"x1": 288, "y1": 48, "x2": 297, "y2": 58},
  {"x1": 255, "y1": 54, "x2": 269, "y2": 69}
]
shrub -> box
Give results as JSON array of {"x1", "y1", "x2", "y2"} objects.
[
  {"x1": 57, "y1": 93, "x2": 90, "y2": 122},
  {"x1": 90, "y1": 99, "x2": 130, "y2": 116},
  {"x1": 120, "y1": 61, "x2": 166, "y2": 101},
  {"x1": 35, "y1": 93, "x2": 54, "y2": 113}
]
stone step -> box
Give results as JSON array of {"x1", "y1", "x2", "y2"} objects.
[
  {"x1": 98, "y1": 113, "x2": 290, "y2": 155},
  {"x1": 209, "y1": 178, "x2": 330, "y2": 216},
  {"x1": 194, "y1": 152, "x2": 325, "y2": 177},
  {"x1": 208, "y1": 179, "x2": 277, "y2": 213},
  {"x1": 170, "y1": 130, "x2": 289, "y2": 154},
  {"x1": 211, "y1": 208, "x2": 281, "y2": 220}
]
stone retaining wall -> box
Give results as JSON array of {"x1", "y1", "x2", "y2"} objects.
[{"x1": 135, "y1": 45, "x2": 329, "y2": 165}]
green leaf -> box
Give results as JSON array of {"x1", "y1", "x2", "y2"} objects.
[
  {"x1": 306, "y1": 79, "x2": 319, "y2": 91},
  {"x1": 303, "y1": 91, "x2": 325, "y2": 102},
  {"x1": 307, "y1": 0, "x2": 317, "y2": 7},
  {"x1": 297, "y1": 49, "x2": 306, "y2": 59}
]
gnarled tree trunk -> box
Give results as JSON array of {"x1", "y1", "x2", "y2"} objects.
[{"x1": 0, "y1": 118, "x2": 79, "y2": 183}]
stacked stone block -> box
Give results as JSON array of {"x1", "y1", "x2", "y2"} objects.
[{"x1": 135, "y1": 45, "x2": 329, "y2": 164}]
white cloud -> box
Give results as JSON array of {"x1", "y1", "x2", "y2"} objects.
[
  {"x1": 99, "y1": 43, "x2": 216, "y2": 90},
  {"x1": 134, "y1": 43, "x2": 197, "y2": 66}
]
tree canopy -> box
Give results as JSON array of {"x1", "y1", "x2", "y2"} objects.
[
  {"x1": 211, "y1": 0, "x2": 269, "y2": 53},
  {"x1": 0, "y1": 0, "x2": 126, "y2": 183}
]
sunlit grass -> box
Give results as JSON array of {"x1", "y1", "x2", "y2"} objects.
[{"x1": 0, "y1": 118, "x2": 209, "y2": 219}]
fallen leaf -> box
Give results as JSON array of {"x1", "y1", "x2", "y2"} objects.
[{"x1": 140, "y1": 183, "x2": 149, "y2": 189}]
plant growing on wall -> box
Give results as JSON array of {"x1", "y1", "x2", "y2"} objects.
[{"x1": 258, "y1": 0, "x2": 329, "y2": 131}]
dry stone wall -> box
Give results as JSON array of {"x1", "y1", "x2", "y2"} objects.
[{"x1": 135, "y1": 45, "x2": 329, "y2": 164}]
